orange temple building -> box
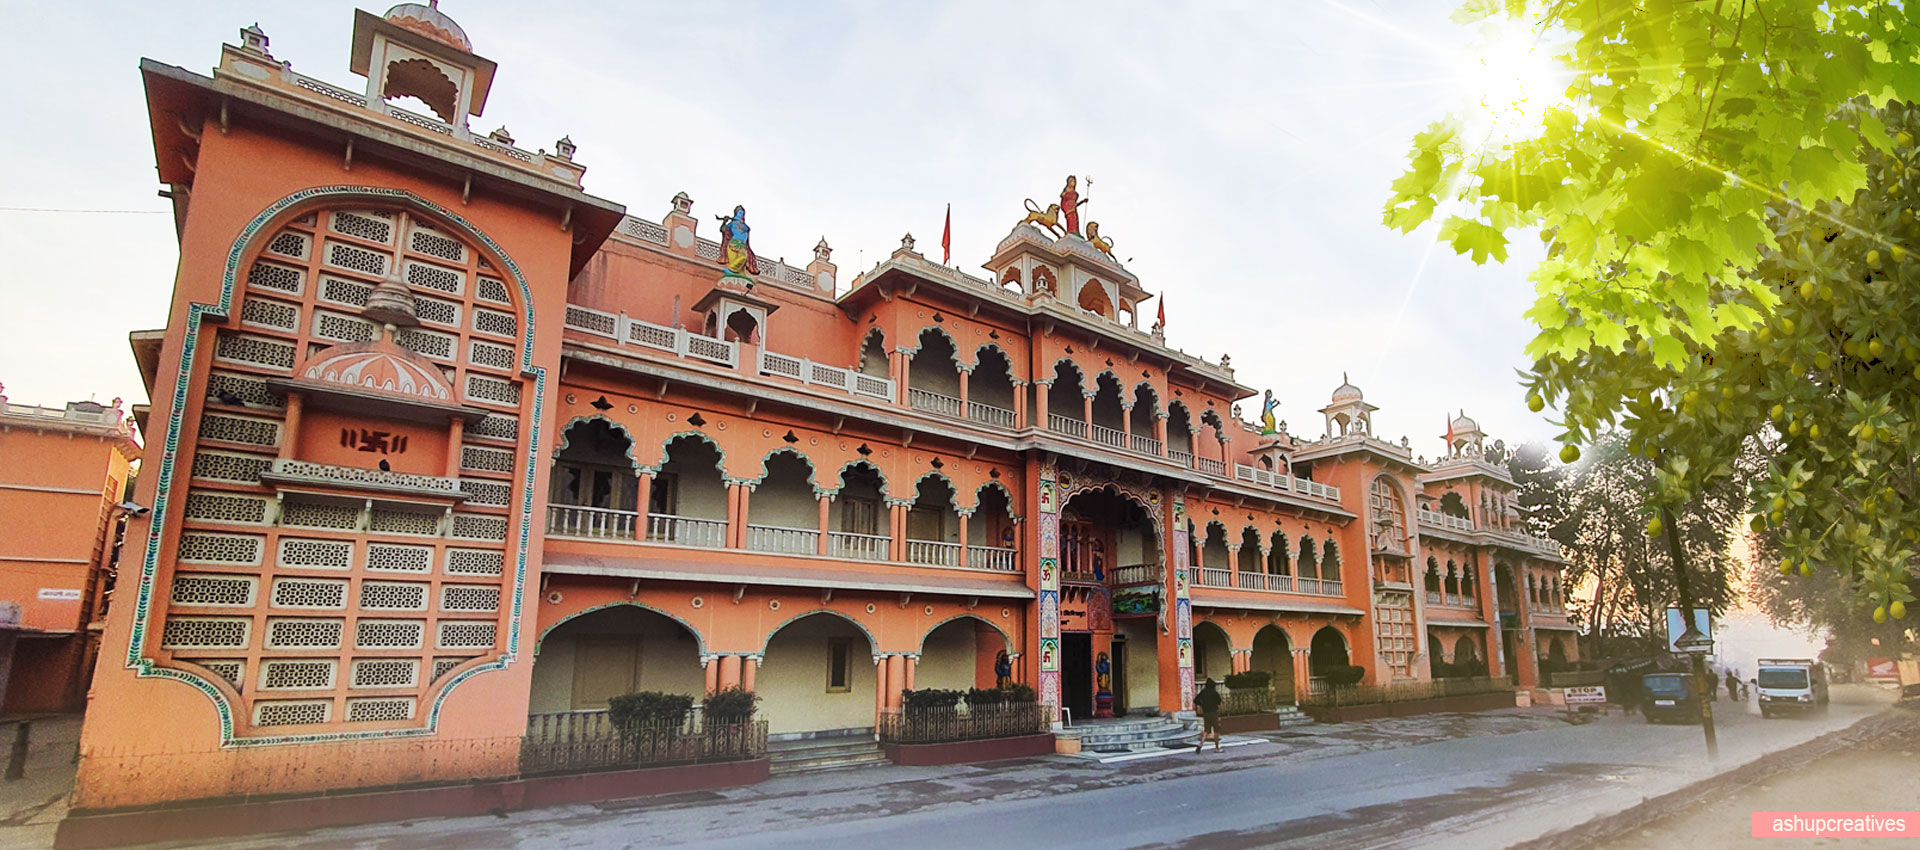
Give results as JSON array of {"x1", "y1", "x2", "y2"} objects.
[
  {"x1": 68, "y1": 3, "x2": 1575, "y2": 834},
  {"x1": 0, "y1": 392, "x2": 141, "y2": 714}
]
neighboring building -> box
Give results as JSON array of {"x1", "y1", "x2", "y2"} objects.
[
  {"x1": 75, "y1": 4, "x2": 1569, "y2": 812},
  {"x1": 0, "y1": 389, "x2": 141, "y2": 714}
]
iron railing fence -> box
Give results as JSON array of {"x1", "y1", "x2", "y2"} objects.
[
  {"x1": 876, "y1": 702, "x2": 1052, "y2": 745},
  {"x1": 1301, "y1": 675, "x2": 1514, "y2": 708},
  {"x1": 520, "y1": 709, "x2": 768, "y2": 775}
]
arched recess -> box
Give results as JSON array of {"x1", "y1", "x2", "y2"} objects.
[
  {"x1": 857, "y1": 328, "x2": 889, "y2": 377},
  {"x1": 828, "y1": 460, "x2": 889, "y2": 551},
  {"x1": 1077, "y1": 279, "x2": 1113, "y2": 318},
  {"x1": 1308, "y1": 626, "x2": 1350, "y2": 675},
  {"x1": 1089, "y1": 371, "x2": 1126, "y2": 436},
  {"x1": 1192, "y1": 620, "x2": 1235, "y2": 683},
  {"x1": 649, "y1": 433, "x2": 728, "y2": 546},
  {"x1": 132, "y1": 185, "x2": 541, "y2": 745},
  {"x1": 1237, "y1": 527, "x2": 1264, "y2": 576},
  {"x1": 528, "y1": 604, "x2": 706, "y2": 713},
  {"x1": 908, "y1": 327, "x2": 963, "y2": 406},
  {"x1": 970, "y1": 481, "x2": 1020, "y2": 554},
  {"x1": 381, "y1": 57, "x2": 460, "y2": 122},
  {"x1": 1201, "y1": 521, "x2": 1232, "y2": 570},
  {"x1": 551, "y1": 417, "x2": 642, "y2": 513},
  {"x1": 970, "y1": 344, "x2": 1018, "y2": 417},
  {"x1": 1130, "y1": 382, "x2": 1160, "y2": 440},
  {"x1": 1251, "y1": 625, "x2": 1294, "y2": 696},
  {"x1": 917, "y1": 614, "x2": 1012, "y2": 692},
  {"x1": 1166, "y1": 401, "x2": 1195, "y2": 457},
  {"x1": 758, "y1": 610, "x2": 879, "y2": 734},
  {"x1": 1267, "y1": 530, "x2": 1292, "y2": 575},
  {"x1": 906, "y1": 472, "x2": 961, "y2": 563},
  {"x1": 1047, "y1": 359, "x2": 1088, "y2": 428},
  {"x1": 1059, "y1": 485, "x2": 1159, "y2": 580},
  {"x1": 751, "y1": 448, "x2": 819, "y2": 540}
]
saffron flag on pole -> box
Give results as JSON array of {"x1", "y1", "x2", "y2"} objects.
[
  {"x1": 941, "y1": 203, "x2": 951, "y2": 265},
  {"x1": 1157, "y1": 292, "x2": 1166, "y2": 328}
]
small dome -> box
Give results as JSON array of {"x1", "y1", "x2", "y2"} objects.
[
  {"x1": 385, "y1": 3, "x2": 472, "y2": 52},
  {"x1": 1331, "y1": 372, "x2": 1363, "y2": 403},
  {"x1": 302, "y1": 343, "x2": 452, "y2": 402},
  {"x1": 1450, "y1": 410, "x2": 1480, "y2": 432}
]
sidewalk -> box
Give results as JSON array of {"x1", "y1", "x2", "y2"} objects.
[{"x1": 0, "y1": 715, "x2": 81, "y2": 850}]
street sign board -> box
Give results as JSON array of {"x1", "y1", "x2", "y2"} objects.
[
  {"x1": 1564, "y1": 685, "x2": 1607, "y2": 705},
  {"x1": 1666, "y1": 607, "x2": 1713, "y2": 654}
]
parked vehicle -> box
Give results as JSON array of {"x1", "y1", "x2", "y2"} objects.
[
  {"x1": 1755, "y1": 658, "x2": 1829, "y2": 718},
  {"x1": 1640, "y1": 672, "x2": 1702, "y2": 724}
]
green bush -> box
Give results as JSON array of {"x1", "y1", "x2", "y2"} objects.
[
  {"x1": 1003, "y1": 683, "x2": 1036, "y2": 703},
  {"x1": 1223, "y1": 670, "x2": 1271, "y2": 690},
  {"x1": 1325, "y1": 665, "x2": 1367, "y2": 686},
  {"x1": 901, "y1": 688, "x2": 965, "y2": 712},
  {"x1": 607, "y1": 691, "x2": 694, "y2": 732},
  {"x1": 967, "y1": 687, "x2": 1008, "y2": 707},
  {"x1": 702, "y1": 686, "x2": 760, "y2": 724}
]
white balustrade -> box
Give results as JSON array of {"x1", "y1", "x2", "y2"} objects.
[
  {"x1": 1110, "y1": 563, "x2": 1157, "y2": 585},
  {"x1": 1130, "y1": 434, "x2": 1162, "y2": 456},
  {"x1": 1296, "y1": 577, "x2": 1322, "y2": 595},
  {"x1": 746, "y1": 524, "x2": 819, "y2": 556},
  {"x1": 750, "y1": 348, "x2": 897, "y2": 401},
  {"x1": 905, "y1": 539, "x2": 963, "y2": 567},
  {"x1": 967, "y1": 545, "x2": 1019, "y2": 571},
  {"x1": 1169, "y1": 449, "x2": 1195, "y2": 467},
  {"x1": 907, "y1": 388, "x2": 964, "y2": 417},
  {"x1": 827, "y1": 531, "x2": 890, "y2": 562},
  {"x1": 1196, "y1": 457, "x2": 1226, "y2": 478},
  {"x1": 1089, "y1": 423, "x2": 1126, "y2": 449},
  {"x1": 546, "y1": 505, "x2": 638, "y2": 540},
  {"x1": 1256, "y1": 573, "x2": 1296, "y2": 592},
  {"x1": 646, "y1": 513, "x2": 727, "y2": 548},
  {"x1": 1047, "y1": 413, "x2": 1087, "y2": 438},
  {"x1": 967, "y1": 401, "x2": 1017, "y2": 429},
  {"x1": 1196, "y1": 567, "x2": 1232, "y2": 588}
]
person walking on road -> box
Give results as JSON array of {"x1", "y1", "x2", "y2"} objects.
[
  {"x1": 1705, "y1": 667, "x2": 1721, "y2": 702},
  {"x1": 1725, "y1": 669, "x2": 1741, "y2": 702},
  {"x1": 1194, "y1": 678, "x2": 1223, "y2": 754}
]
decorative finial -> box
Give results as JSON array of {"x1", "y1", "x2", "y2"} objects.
[
  {"x1": 240, "y1": 23, "x2": 270, "y2": 56},
  {"x1": 554, "y1": 135, "x2": 576, "y2": 160},
  {"x1": 672, "y1": 192, "x2": 693, "y2": 215},
  {"x1": 489, "y1": 126, "x2": 515, "y2": 146},
  {"x1": 814, "y1": 237, "x2": 832, "y2": 262},
  {"x1": 900, "y1": 233, "x2": 916, "y2": 251}
]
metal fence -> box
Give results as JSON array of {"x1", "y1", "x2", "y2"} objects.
[
  {"x1": 876, "y1": 702, "x2": 1052, "y2": 745},
  {"x1": 520, "y1": 709, "x2": 768, "y2": 775},
  {"x1": 1541, "y1": 669, "x2": 1607, "y2": 688},
  {"x1": 1219, "y1": 686, "x2": 1284, "y2": 716},
  {"x1": 1301, "y1": 675, "x2": 1514, "y2": 708}
]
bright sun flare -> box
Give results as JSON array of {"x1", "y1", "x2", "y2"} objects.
[{"x1": 1459, "y1": 21, "x2": 1572, "y2": 144}]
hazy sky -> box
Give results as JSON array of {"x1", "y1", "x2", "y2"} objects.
[{"x1": 0, "y1": 1, "x2": 1561, "y2": 455}]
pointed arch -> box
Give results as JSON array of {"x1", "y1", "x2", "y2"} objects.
[
  {"x1": 553, "y1": 414, "x2": 642, "y2": 475},
  {"x1": 918, "y1": 613, "x2": 1012, "y2": 655},
  {"x1": 535, "y1": 601, "x2": 706, "y2": 657},
  {"x1": 757, "y1": 608, "x2": 880, "y2": 658}
]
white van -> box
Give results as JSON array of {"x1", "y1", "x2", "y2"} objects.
[{"x1": 1755, "y1": 658, "x2": 1829, "y2": 718}]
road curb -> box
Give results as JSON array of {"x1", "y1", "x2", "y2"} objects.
[{"x1": 1506, "y1": 708, "x2": 1919, "y2": 850}]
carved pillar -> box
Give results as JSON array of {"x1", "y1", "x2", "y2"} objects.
[
  {"x1": 1082, "y1": 394, "x2": 1093, "y2": 434},
  {"x1": 897, "y1": 352, "x2": 913, "y2": 406},
  {"x1": 1155, "y1": 415, "x2": 1169, "y2": 457},
  {"x1": 704, "y1": 656, "x2": 719, "y2": 696},
  {"x1": 1120, "y1": 402, "x2": 1134, "y2": 443},
  {"x1": 725, "y1": 483, "x2": 744, "y2": 548},
  {"x1": 1226, "y1": 544, "x2": 1241, "y2": 587},
  {"x1": 886, "y1": 654, "x2": 907, "y2": 709},
  {"x1": 444, "y1": 416, "x2": 464, "y2": 477},
  {"x1": 957, "y1": 511, "x2": 971, "y2": 570},
  {"x1": 738, "y1": 485, "x2": 752, "y2": 549},
  {"x1": 1013, "y1": 381, "x2": 1028, "y2": 428},
  {"x1": 718, "y1": 654, "x2": 742, "y2": 690},
  {"x1": 280, "y1": 395, "x2": 305, "y2": 460},
  {"x1": 1034, "y1": 380, "x2": 1050, "y2": 430},
  {"x1": 741, "y1": 656, "x2": 758, "y2": 692},
  {"x1": 957, "y1": 368, "x2": 971, "y2": 415},
  {"x1": 1291, "y1": 647, "x2": 1312, "y2": 703},
  {"x1": 890, "y1": 503, "x2": 907, "y2": 562},
  {"x1": 816, "y1": 494, "x2": 831, "y2": 555}
]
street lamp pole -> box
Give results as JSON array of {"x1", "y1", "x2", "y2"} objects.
[{"x1": 1661, "y1": 504, "x2": 1718, "y2": 761}]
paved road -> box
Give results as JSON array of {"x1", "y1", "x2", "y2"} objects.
[{"x1": 141, "y1": 697, "x2": 1882, "y2": 850}]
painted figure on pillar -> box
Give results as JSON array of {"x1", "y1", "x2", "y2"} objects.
[
  {"x1": 715, "y1": 205, "x2": 760, "y2": 278},
  {"x1": 1260, "y1": 390, "x2": 1280, "y2": 436},
  {"x1": 1090, "y1": 537, "x2": 1106, "y2": 582},
  {"x1": 995, "y1": 650, "x2": 1014, "y2": 688},
  {"x1": 1094, "y1": 652, "x2": 1114, "y2": 717}
]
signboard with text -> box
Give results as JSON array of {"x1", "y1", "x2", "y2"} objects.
[{"x1": 1564, "y1": 685, "x2": 1608, "y2": 705}]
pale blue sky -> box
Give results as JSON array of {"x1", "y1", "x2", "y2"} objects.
[{"x1": 0, "y1": 1, "x2": 1558, "y2": 454}]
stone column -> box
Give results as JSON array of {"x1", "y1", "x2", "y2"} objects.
[
  {"x1": 725, "y1": 483, "x2": 744, "y2": 548},
  {"x1": 897, "y1": 352, "x2": 913, "y2": 406},
  {"x1": 1291, "y1": 647, "x2": 1312, "y2": 703},
  {"x1": 1120, "y1": 401, "x2": 1134, "y2": 443},
  {"x1": 742, "y1": 656, "x2": 758, "y2": 692},
  {"x1": 1033, "y1": 380, "x2": 1050, "y2": 429},
  {"x1": 279, "y1": 395, "x2": 305, "y2": 460},
  {"x1": 886, "y1": 655, "x2": 907, "y2": 709},
  {"x1": 957, "y1": 368, "x2": 971, "y2": 416},
  {"x1": 718, "y1": 655, "x2": 742, "y2": 690},
  {"x1": 1082, "y1": 393, "x2": 1094, "y2": 435},
  {"x1": 738, "y1": 485, "x2": 752, "y2": 549},
  {"x1": 957, "y1": 511, "x2": 971, "y2": 570},
  {"x1": 904, "y1": 655, "x2": 917, "y2": 691},
  {"x1": 1226, "y1": 544, "x2": 1241, "y2": 587},
  {"x1": 1013, "y1": 381, "x2": 1028, "y2": 428},
  {"x1": 816, "y1": 494, "x2": 831, "y2": 555},
  {"x1": 635, "y1": 473, "x2": 653, "y2": 538},
  {"x1": 443, "y1": 416, "x2": 464, "y2": 477},
  {"x1": 890, "y1": 503, "x2": 907, "y2": 562},
  {"x1": 1154, "y1": 413, "x2": 1169, "y2": 456},
  {"x1": 874, "y1": 656, "x2": 889, "y2": 721},
  {"x1": 704, "y1": 656, "x2": 719, "y2": 696}
]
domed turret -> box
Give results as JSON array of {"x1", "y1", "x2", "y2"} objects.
[
  {"x1": 1319, "y1": 372, "x2": 1378, "y2": 438},
  {"x1": 383, "y1": 2, "x2": 472, "y2": 52},
  {"x1": 1331, "y1": 372, "x2": 1364, "y2": 403}
]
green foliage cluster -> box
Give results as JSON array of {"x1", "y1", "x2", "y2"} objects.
[
  {"x1": 702, "y1": 686, "x2": 760, "y2": 724},
  {"x1": 607, "y1": 691, "x2": 694, "y2": 731},
  {"x1": 1324, "y1": 665, "x2": 1367, "y2": 687},
  {"x1": 904, "y1": 685, "x2": 1038, "y2": 714},
  {"x1": 1389, "y1": 0, "x2": 1920, "y2": 619},
  {"x1": 1222, "y1": 670, "x2": 1272, "y2": 690}
]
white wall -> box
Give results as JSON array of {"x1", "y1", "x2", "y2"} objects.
[
  {"x1": 1116, "y1": 618, "x2": 1160, "y2": 714},
  {"x1": 759, "y1": 614, "x2": 875, "y2": 733},
  {"x1": 754, "y1": 455, "x2": 818, "y2": 530},
  {"x1": 917, "y1": 620, "x2": 983, "y2": 691},
  {"x1": 527, "y1": 607, "x2": 705, "y2": 714}
]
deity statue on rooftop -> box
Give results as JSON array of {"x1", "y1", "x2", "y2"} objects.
[
  {"x1": 1059, "y1": 175, "x2": 1088, "y2": 237},
  {"x1": 715, "y1": 205, "x2": 760, "y2": 278},
  {"x1": 1260, "y1": 390, "x2": 1280, "y2": 436}
]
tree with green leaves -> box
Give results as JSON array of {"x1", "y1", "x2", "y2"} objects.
[{"x1": 1388, "y1": 1, "x2": 1920, "y2": 623}]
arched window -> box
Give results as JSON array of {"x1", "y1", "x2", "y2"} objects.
[
  {"x1": 1369, "y1": 477, "x2": 1405, "y2": 551},
  {"x1": 1297, "y1": 536, "x2": 1318, "y2": 580},
  {"x1": 1267, "y1": 531, "x2": 1291, "y2": 575},
  {"x1": 1424, "y1": 557, "x2": 1442, "y2": 596}
]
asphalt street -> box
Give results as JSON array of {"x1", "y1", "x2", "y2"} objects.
[{"x1": 133, "y1": 696, "x2": 1880, "y2": 850}]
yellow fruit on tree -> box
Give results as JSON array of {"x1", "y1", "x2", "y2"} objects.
[
  {"x1": 1869, "y1": 249, "x2": 1882, "y2": 267},
  {"x1": 1778, "y1": 557, "x2": 1793, "y2": 574},
  {"x1": 1527, "y1": 393, "x2": 1545, "y2": 413},
  {"x1": 1646, "y1": 517, "x2": 1663, "y2": 538},
  {"x1": 1750, "y1": 515, "x2": 1766, "y2": 533},
  {"x1": 1901, "y1": 131, "x2": 1916, "y2": 148},
  {"x1": 1559, "y1": 444, "x2": 1580, "y2": 464},
  {"x1": 1770, "y1": 404, "x2": 1785, "y2": 421},
  {"x1": 1874, "y1": 606, "x2": 1888, "y2": 624},
  {"x1": 1894, "y1": 246, "x2": 1908, "y2": 263},
  {"x1": 1870, "y1": 338, "x2": 1886, "y2": 358},
  {"x1": 1799, "y1": 561, "x2": 1812, "y2": 577},
  {"x1": 1810, "y1": 423, "x2": 1823, "y2": 440},
  {"x1": 1894, "y1": 600, "x2": 1909, "y2": 620}
]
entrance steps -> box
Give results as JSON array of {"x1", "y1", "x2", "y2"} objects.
[
  {"x1": 768, "y1": 734, "x2": 888, "y2": 776},
  {"x1": 1273, "y1": 704, "x2": 1315, "y2": 728},
  {"x1": 1060, "y1": 715, "x2": 1199, "y2": 753}
]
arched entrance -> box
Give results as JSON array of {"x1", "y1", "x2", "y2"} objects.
[
  {"x1": 529, "y1": 606, "x2": 704, "y2": 713},
  {"x1": 1058, "y1": 486, "x2": 1163, "y2": 716},
  {"x1": 1192, "y1": 621, "x2": 1233, "y2": 685},
  {"x1": 1308, "y1": 626, "x2": 1350, "y2": 683},
  {"x1": 1251, "y1": 625, "x2": 1294, "y2": 700},
  {"x1": 918, "y1": 616, "x2": 1006, "y2": 692},
  {"x1": 760, "y1": 612, "x2": 876, "y2": 734}
]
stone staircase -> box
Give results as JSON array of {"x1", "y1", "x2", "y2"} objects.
[
  {"x1": 767, "y1": 734, "x2": 889, "y2": 776},
  {"x1": 1272, "y1": 704, "x2": 1316, "y2": 728},
  {"x1": 1060, "y1": 715, "x2": 1200, "y2": 753}
]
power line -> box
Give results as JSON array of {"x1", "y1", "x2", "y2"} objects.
[{"x1": 0, "y1": 207, "x2": 170, "y2": 215}]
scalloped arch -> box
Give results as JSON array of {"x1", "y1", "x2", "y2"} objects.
[
  {"x1": 1047, "y1": 357, "x2": 1088, "y2": 394},
  {"x1": 758, "y1": 608, "x2": 880, "y2": 657},
  {"x1": 554, "y1": 414, "x2": 642, "y2": 474},
  {"x1": 535, "y1": 601, "x2": 707, "y2": 657},
  {"x1": 830, "y1": 458, "x2": 889, "y2": 495},
  {"x1": 919, "y1": 613, "x2": 1012, "y2": 654},
  {"x1": 972, "y1": 480, "x2": 1021, "y2": 519},
  {"x1": 754, "y1": 446, "x2": 819, "y2": 488},
  {"x1": 655, "y1": 430, "x2": 728, "y2": 477}
]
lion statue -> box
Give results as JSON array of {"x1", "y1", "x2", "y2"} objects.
[
  {"x1": 1085, "y1": 221, "x2": 1116, "y2": 259},
  {"x1": 1020, "y1": 199, "x2": 1064, "y2": 237}
]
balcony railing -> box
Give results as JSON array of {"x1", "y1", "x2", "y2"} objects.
[
  {"x1": 1130, "y1": 433, "x2": 1163, "y2": 456},
  {"x1": 647, "y1": 513, "x2": 727, "y2": 548},
  {"x1": 1193, "y1": 566, "x2": 1233, "y2": 588},
  {"x1": 828, "y1": 530, "x2": 890, "y2": 562},
  {"x1": 907, "y1": 387, "x2": 964, "y2": 417},
  {"x1": 1168, "y1": 448, "x2": 1195, "y2": 467},
  {"x1": 1196, "y1": 457, "x2": 1226, "y2": 478},
  {"x1": 1047, "y1": 413, "x2": 1087, "y2": 438},
  {"x1": 906, "y1": 539, "x2": 963, "y2": 567},
  {"x1": 1416, "y1": 508, "x2": 1476, "y2": 533},
  {"x1": 547, "y1": 505, "x2": 638, "y2": 540},
  {"x1": 967, "y1": 400, "x2": 1017, "y2": 429},
  {"x1": 1110, "y1": 563, "x2": 1157, "y2": 586},
  {"x1": 967, "y1": 545, "x2": 1019, "y2": 571},
  {"x1": 746, "y1": 524, "x2": 819, "y2": 555},
  {"x1": 755, "y1": 349, "x2": 895, "y2": 401},
  {"x1": 1231, "y1": 463, "x2": 1342, "y2": 503},
  {"x1": 1250, "y1": 572, "x2": 1296, "y2": 592},
  {"x1": 564, "y1": 305, "x2": 740, "y2": 369},
  {"x1": 1089, "y1": 423, "x2": 1127, "y2": 449}
]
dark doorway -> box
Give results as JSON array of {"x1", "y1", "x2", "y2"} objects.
[
  {"x1": 1111, "y1": 638, "x2": 1129, "y2": 715},
  {"x1": 1063, "y1": 632, "x2": 1093, "y2": 720}
]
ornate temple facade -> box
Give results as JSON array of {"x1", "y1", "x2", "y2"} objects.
[{"x1": 75, "y1": 4, "x2": 1574, "y2": 812}]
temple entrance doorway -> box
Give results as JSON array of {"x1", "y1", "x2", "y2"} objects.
[{"x1": 1062, "y1": 632, "x2": 1093, "y2": 721}]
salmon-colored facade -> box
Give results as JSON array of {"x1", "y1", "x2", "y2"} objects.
[
  {"x1": 0, "y1": 393, "x2": 140, "y2": 714},
  {"x1": 75, "y1": 4, "x2": 1572, "y2": 813}
]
